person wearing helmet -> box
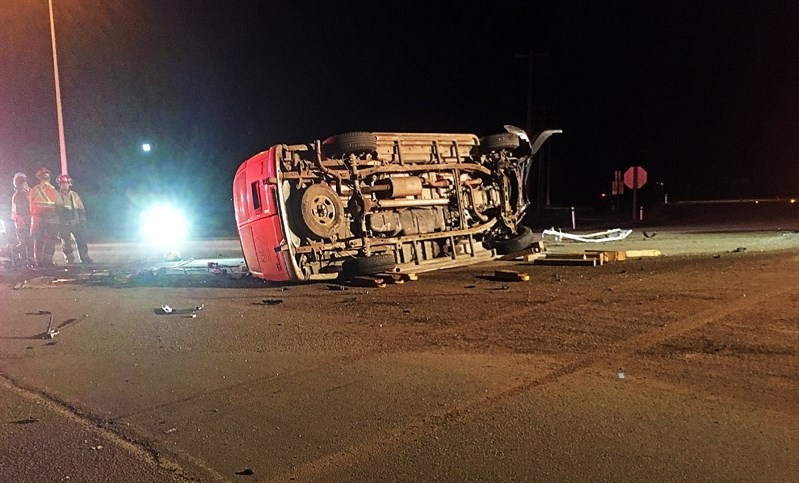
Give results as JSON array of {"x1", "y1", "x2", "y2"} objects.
[
  {"x1": 54, "y1": 173, "x2": 92, "y2": 264},
  {"x1": 11, "y1": 172, "x2": 34, "y2": 265},
  {"x1": 29, "y1": 167, "x2": 59, "y2": 268}
]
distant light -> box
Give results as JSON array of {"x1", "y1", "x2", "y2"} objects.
[
  {"x1": 142, "y1": 143, "x2": 151, "y2": 152},
  {"x1": 791, "y1": 199, "x2": 796, "y2": 204},
  {"x1": 600, "y1": 193, "x2": 607, "y2": 198},
  {"x1": 139, "y1": 203, "x2": 188, "y2": 248},
  {"x1": 755, "y1": 200, "x2": 759, "y2": 204}
]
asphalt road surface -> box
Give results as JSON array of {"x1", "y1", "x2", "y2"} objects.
[{"x1": 1, "y1": 206, "x2": 798, "y2": 482}]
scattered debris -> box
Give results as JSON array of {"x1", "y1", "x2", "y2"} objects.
[
  {"x1": 235, "y1": 469, "x2": 254, "y2": 476},
  {"x1": 154, "y1": 304, "x2": 205, "y2": 315},
  {"x1": 164, "y1": 428, "x2": 177, "y2": 434},
  {"x1": 642, "y1": 231, "x2": 657, "y2": 238},
  {"x1": 542, "y1": 228, "x2": 633, "y2": 243},
  {"x1": 624, "y1": 249, "x2": 662, "y2": 258},
  {"x1": 44, "y1": 314, "x2": 59, "y2": 339},
  {"x1": 617, "y1": 371, "x2": 626, "y2": 380},
  {"x1": 327, "y1": 285, "x2": 349, "y2": 291},
  {"x1": 351, "y1": 276, "x2": 386, "y2": 288},
  {"x1": 731, "y1": 247, "x2": 747, "y2": 253},
  {"x1": 257, "y1": 299, "x2": 284, "y2": 306},
  {"x1": 376, "y1": 273, "x2": 405, "y2": 284},
  {"x1": 494, "y1": 269, "x2": 530, "y2": 282},
  {"x1": 585, "y1": 250, "x2": 626, "y2": 262},
  {"x1": 11, "y1": 418, "x2": 39, "y2": 425}
]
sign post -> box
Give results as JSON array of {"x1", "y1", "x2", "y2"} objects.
[{"x1": 623, "y1": 166, "x2": 648, "y2": 220}]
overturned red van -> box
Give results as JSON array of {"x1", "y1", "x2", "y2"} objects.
[{"x1": 233, "y1": 127, "x2": 560, "y2": 282}]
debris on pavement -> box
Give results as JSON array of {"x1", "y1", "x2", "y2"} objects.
[
  {"x1": 235, "y1": 469, "x2": 254, "y2": 476},
  {"x1": 12, "y1": 418, "x2": 39, "y2": 425},
  {"x1": 256, "y1": 298, "x2": 284, "y2": 306},
  {"x1": 494, "y1": 269, "x2": 531, "y2": 282},
  {"x1": 351, "y1": 276, "x2": 387, "y2": 288},
  {"x1": 542, "y1": 228, "x2": 633, "y2": 243},
  {"x1": 624, "y1": 249, "x2": 662, "y2": 258},
  {"x1": 732, "y1": 247, "x2": 747, "y2": 253},
  {"x1": 154, "y1": 304, "x2": 205, "y2": 315}
]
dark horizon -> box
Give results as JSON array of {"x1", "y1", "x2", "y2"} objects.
[{"x1": 2, "y1": 1, "x2": 798, "y2": 237}]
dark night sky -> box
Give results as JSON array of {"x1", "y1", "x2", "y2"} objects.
[{"x1": 2, "y1": 1, "x2": 798, "y2": 237}]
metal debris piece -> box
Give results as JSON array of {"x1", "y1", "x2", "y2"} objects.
[
  {"x1": 154, "y1": 304, "x2": 205, "y2": 315},
  {"x1": 542, "y1": 228, "x2": 633, "y2": 243},
  {"x1": 257, "y1": 298, "x2": 284, "y2": 305},
  {"x1": 43, "y1": 313, "x2": 59, "y2": 339},
  {"x1": 11, "y1": 418, "x2": 39, "y2": 425}
]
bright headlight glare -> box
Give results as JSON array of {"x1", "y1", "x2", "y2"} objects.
[{"x1": 139, "y1": 203, "x2": 188, "y2": 247}]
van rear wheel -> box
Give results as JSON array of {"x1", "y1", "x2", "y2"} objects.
[{"x1": 492, "y1": 226, "x2": 534, "y2": 254}]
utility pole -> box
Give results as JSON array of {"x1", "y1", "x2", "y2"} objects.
[
  {"x1": 48, "y1": 0, "x2": 68, "y2": 175},
  {"x1": 515, "y1": 49, "x2": 548, "y2": 210}
]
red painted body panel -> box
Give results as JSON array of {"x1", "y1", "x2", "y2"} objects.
[{"x1": 233, "y1": 148, "x2": 292, "y2": 282}]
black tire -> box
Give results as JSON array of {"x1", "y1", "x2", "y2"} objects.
[
  {"x1": 322, "y1": 131, "x2": 378, "y2": 158},
  {"x1": 298, "y1": 184, "x2": 344, "y2": 239},
  {"x1": 479, "y1": 133, "x2": 520, "y2": 154},
  {"x1": 342, "y1": 253, "x2": 396, "y2": 275},
  {"x1": 493, "y1": 225, "x2": 535, "y2": 255}
]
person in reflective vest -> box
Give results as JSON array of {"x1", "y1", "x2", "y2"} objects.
[
  {"x1": 29, "y1": 167, "x2": 59, "y2": 268},
  {"x1": 11, "y1": 172, "x2": 34, "y2": 265},
  {"x1": 55, "y1": 174, "x2": 92, "y2": 264}
]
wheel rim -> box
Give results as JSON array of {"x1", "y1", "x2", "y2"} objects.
[
  {"x1": 299, "y1": 184, "x2": 344, "y2": 238},
  {"x1": 310, "y1": 195, "x2": 337, "y2": 227}
]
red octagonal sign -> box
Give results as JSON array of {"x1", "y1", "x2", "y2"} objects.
[{"x1": 623, "y1": 166, "x2": 647, "y2": 190}]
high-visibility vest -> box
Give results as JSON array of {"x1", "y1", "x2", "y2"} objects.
[
  {"x1": 55, "y1": 189, "x2": 87, "y2": 225},
  {"x1": 29, "y1": 182, "x2": 58, "y2": 228}
]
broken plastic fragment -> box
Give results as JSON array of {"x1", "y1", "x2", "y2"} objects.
[{"x1": 161, "y1": 305, "x2": 173, "y2": 314}]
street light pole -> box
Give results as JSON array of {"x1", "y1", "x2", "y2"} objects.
[{"x1": 48, "y1": 0, "x2": 68, "y2": 175}]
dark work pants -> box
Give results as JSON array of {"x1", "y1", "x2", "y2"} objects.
[
  {"x1": 32, "y1": 222, "x2": 58, "y2": 266},
  {"x1": 15, "y1": 224, "x2": 33, "y2": 262}
]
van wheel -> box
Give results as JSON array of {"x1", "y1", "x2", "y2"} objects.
[
  {"x1": 299, "y1": 184, "x2": 344, "y2": 239},
  {"x1": 342, "y1": 253, "x2": 396, "y2": 275},
  {"x1": 492, "y1": 226, "x2": 534, "y2": 254},
  {"x1": 479, "y1": 133, "x2": 520, "y2": 154},
  {"x1": 322, "y1": 132, "x2": 378, "y2": 158}
]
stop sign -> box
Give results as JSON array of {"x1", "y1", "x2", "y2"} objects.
[{"x1": 623, "y1": 166, "x2": 647, "y2": 189}]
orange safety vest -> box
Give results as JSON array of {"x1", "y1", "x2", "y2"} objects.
[{"x1": 29, "y1": 182, "x2": 58, "y2": 229}]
